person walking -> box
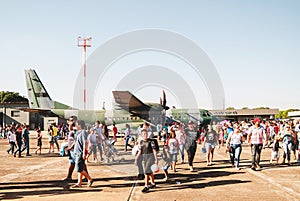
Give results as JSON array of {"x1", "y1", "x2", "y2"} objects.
[
  {"x1": 247, "y1": 118, "x2": 264, "y2": 170},
  {"x1": 184, "y1": 120, "x2": 200, "y2": 172},
  {"x1": 175, "y1": 123, "x2": 186, "y2": 164},
  {"x1": 21, "y1": 125, "x2": 31, "y2": 156},
  {"x1": 226, "y1": 123, "x2": 244, "y2": 170},
  {"x1": 14, "y1": 125, "x2": 24, "y2": 158},
  {"x1": 72, "y1": 120, "x2": 93, "y2": 188},
  {"x1": 94, "y1": 121, "x2": 104, "y2": 161},
  {"x1": 34, "y1": 129, "x2": 42, "y2": 155},
  {"x1": 112, "y1": 124, "x2": 118, "y2": 141},
  {"x1": 52, "y1": 123, "x2": 60, "y2": 152},
  {"x1": 281, "y1": 125, "x2": 294, "y2": 165},
  {"x1": 166, "y1": 129, "x2": 179, "y2": 172},
  {"x1": 135, "y1": 129, "x2": 158, "y2": 193},
  {"x1": 124, "y1": 124, "x2": 133, "y2": 152},
  {"x1": 203, "y1": 124, "x2": 219, "y2": 166},
  {"x1": 7, "y1": 127, "x2": 16, "y2": 155}
]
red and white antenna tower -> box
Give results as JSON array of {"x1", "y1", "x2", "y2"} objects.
[{"x1": 77, "y1": 36, "x2": 92, "y2": 110}]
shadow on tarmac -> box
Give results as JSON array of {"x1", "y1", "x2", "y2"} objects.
[{"x1": 0, "y1": 170, "x2": 247, "y2": 199}]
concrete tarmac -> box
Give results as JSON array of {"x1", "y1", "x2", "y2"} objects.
[{"x1": 0, "y1": 135, "x2": 299, "y2": 201}]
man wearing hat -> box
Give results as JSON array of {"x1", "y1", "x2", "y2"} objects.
[
  {"x1": 247, "y1": 118, "x2": 265, "y2": 170},
  {"x1": 184, "y1": 120, "x2": 200, "y2": 171}
]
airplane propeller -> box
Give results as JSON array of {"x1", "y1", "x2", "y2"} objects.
[{"x1": 160, "y1": 90, "x2": 169, "y2": 110}]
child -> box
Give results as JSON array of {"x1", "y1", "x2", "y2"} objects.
[
  {"x1": 165, "y1": 129, "x2": 179, "y2": 172},
  {"x1": 87, "y1": 128, "x2": 97, "y2": 163},
  {"x1": 270, "y1": 135, "x2": 280, "y2": 164},
  {"x1": 48, "y1": 125, "x2": 54, "y2": 153},
  {"x1": 135, "y1": 129, "x2": 158, "y2": 193},
  {"x1": 34, "y1": 129, "x2": 42, "y2": 155}
]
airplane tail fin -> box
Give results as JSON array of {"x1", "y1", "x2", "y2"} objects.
[{"x1": 25, "y1": 69, "x2": 54, "y2": 109}]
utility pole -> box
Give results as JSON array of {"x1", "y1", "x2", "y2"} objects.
[{"x1": 77, "y1": 36, "x2": 92, "y2": 110}]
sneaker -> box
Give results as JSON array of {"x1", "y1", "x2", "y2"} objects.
[
  {"x1": 163, "y1": 177, "x2": 169, "y2": 182},
  {"x1": 149, "y1": 183, "x2": 156, "y2": 189},
  {"x1": 141, "y1": 186, "x2": 149, "y2": 193},
  {"x1": 255, "y1": 163, "x2": 261, "y2": 169},
  {"x1": 250, "y1": 165, "x2": 256, "y2": 171},
  {"x1": 189, "y1": 165, "x2": 194, "y2": 172}
]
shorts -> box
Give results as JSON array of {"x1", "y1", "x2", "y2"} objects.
[
  {"x1": 143, "y1": 156, "x2": 155, "y2": 175},
  {"x1": 97, "y1": 143, "x2": 103, "y2": 151},
  {"x1": 169, "y1": 153, "x2": 177, "y2": 162},
  {"x1": 75, "y1": 154, "x2": 85, "y2": 172},
  {"x1": 271, "y1": 151, "x2": 280, "y2": 160},
  {"x1": 37, "y1": 139, "x2": 42, "y2": 147},
  {"x1": 89, "y1": 145, "x2": 97, "y2": 155},
  {"x1": 53, "y1": 136, "x2": 58, "y2": 144},
  {"x1": 69, "y1": 150, "x2": 75, "y2": 165},
  {"x1": 205, "y1": 142, "x2": 215, "y2": 150}
]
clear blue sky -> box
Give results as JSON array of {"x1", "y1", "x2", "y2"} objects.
[{"x1": 0, "y1": 0, "x2": 299, "y2": 110}]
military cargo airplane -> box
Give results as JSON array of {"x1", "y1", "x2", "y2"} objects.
[{"x1": 23, "y1": 69, "x2": 216, "y2": 128}]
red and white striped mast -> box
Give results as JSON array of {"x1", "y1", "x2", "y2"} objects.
[{"x1": 77, "y1": 36, "x2": 92, "y2": 110}]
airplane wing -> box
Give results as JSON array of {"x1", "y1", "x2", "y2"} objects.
[
  {"x1": 17, "y1": 108, "x2": 54, "y2": 115},
  {"x1": 112, "y1": 91, "x2": 152, "y2": 120}
]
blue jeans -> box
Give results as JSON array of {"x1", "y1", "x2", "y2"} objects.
[
  {"x1": 14, "y1": 141, "x2": 23, "y2": 157},
  {"x1": 230, "y1": 144, "x2": 242, "y2": 168},
  {"x1": 7, "y1": 141, "x2": 16, "y2": 154},
  {"x1": 21, "y1": 138, "x2": 30, "y2": 155},
  {"x1": 124, "y1": 135, "x2": 132, "y2": 151}
]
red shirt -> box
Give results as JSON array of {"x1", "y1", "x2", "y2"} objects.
[{"x1": 113, "y1": 126, "x2": 118, "y2": 134}]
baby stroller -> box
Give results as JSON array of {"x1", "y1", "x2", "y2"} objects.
[{"x1": 102, "y1": 135, "x2": 123, "y2": 163}]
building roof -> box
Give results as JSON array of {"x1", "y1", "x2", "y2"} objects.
[
  {"x1": 288, "y1": 111, "x2": 300, "y2": 117},
  {"x1": 209, "y1": 109, "x2": 279, "y2": 116}
]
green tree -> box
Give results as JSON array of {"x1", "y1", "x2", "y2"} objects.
[
  {"x1": 252, "y1": 107, "x2": 270, "y2": 110},
  {"x1": 226, "y1": 107, "x2": 235, "y2": 110},
  {"x1": 0, "y1": 91, "x2": 28, "y2": 103},
  {"x1": 275, "y1": 109, "x2": 299, "y2": 119}
]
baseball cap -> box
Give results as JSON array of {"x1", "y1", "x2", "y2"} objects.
[{"x1": 253, "y1": 118, "x2": 261, "y2": 123}]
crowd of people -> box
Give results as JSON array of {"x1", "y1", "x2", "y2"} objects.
[
  {"x1": 2, "y1": 123, "x2": 31, "y2": 157},
  {"x1": 1, "y1": 117, "x2": 300, "y2": 192},
  {"x1": 155, "y1": 118, "x2": 300, "y2": 172}
]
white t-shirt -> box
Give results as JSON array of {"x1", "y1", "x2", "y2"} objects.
[
  {"x1": 175, "y1": 130, "x2": 185, "y2": 145},
  {"x1": 166, "y1": 138, "x2": 179, "y2": 154},
  {"x1": 8, "y1": 131, "x2": 15, "y2": 142},
  {"x1": 229, "y1": 133, "x2": 243, "y2": 145}
]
